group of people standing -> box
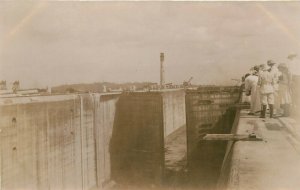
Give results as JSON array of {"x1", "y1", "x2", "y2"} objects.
[{"x1": 243, "y1": 60, "x2": 292, "y2": 118}]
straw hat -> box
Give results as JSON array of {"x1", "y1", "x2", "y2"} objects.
[
  {"x1": 278, "y1": 63, "x2": 289, "y2": 72},
  {"x1": 278, "y1": 63, "x2": 288, "y2": 69},
  {"x1": 267, "y1": 60, "x2": 276, "y2": 66},
  {"x1": 261, "y1": 64, "x2": 270, "y2": 71},
  {"x1": 259, "y1": 64, "x2": 265, "y2": 69},
  {"x1": 253, "y1": 65, "x2": 259, "y2": 71}
]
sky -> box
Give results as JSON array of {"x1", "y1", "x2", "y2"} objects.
[{"x1": 1, "y1": 1, "x2": 300, "y2": 88}]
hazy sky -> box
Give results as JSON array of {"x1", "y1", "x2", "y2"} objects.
[{"x1": 1, "y1": 1, "x2": 300, "y2": 88}]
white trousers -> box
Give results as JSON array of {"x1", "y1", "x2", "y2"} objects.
[{"x1": 261, "y1": 93, "x2": 274, "y2": 105}]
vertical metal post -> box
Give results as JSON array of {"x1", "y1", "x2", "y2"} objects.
[
  {"x1": 160, "y1": 53, "x2": 165, "y2": 88},
  {"x1": 91, "y1": 94, "x2": 99, "y2": 188},
  {"x1": 79, "y1": 95, "x2": 85, "y2": 190},
  {"x1": 0, "y1": 129, "x2": 2, "y2": 190}
]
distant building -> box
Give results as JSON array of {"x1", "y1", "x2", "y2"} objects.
[
  {"x1": 0, "y1": 80, "x2": 49, "y2": 97},
  {"x1": 12, "y1": 81, "x2": 20, "y2": 93},
  {"x1": 48, "y1": 86, "x2": 52, "y2": 94},
  {"x1": 103, "y1": 85, "x2": 107, "y2": 92},
  {"x1": 130, "y1": 85, "x2": 136, "y2": 91},
  {"x1": 165, "y1": 83, "x2": 173, "y2": 89},
  {"x1": 0, "y1": 80, "x2": 7, "y2": 90},
  {"x1": 110, "y1": 88, "x2": 123, "y2": 92}
]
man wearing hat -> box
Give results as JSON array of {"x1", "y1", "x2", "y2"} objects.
[
  {"x1": 267, "y1": 60, "x2": 280, "y2": 116},
  {"x1": 258, "y1": 64, "x2": 276, "y2": 118},
  {"x1": 267, "y1": 60, "x2": 280, "y2": 82},
  {"x1": 245, "y1": 66, "x2": 261, "y2": 115}
]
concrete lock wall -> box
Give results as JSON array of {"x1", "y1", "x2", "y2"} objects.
[
  {"x1": 186, "y1": 87, "x2": 240, "y2": 162},
  {"x1": 93, "y1": 93, "x2": 120, "y2": 187},
  {"x1": 109, "y1": 89, "x2": 186, "y2": 186},
  {"x1": 0, "y1": 90, "x2": 186, "y2": 189},
  {"x1": 185, "y1": 87, "x2": 240, "y2": 162},
  {"x1": 185, "y1": 87, "x2": 240, "y2": 188},
  {"x1": 0, "y1": 93, "x2": 120, "y2": 190},
  {"x1": 162, "y1": 90, "x2": 186, "y2": 137}
]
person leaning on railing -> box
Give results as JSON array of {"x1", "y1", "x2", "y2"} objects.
[{"x1": 241, "y1": 73, "x2": 251, "y2": 104}]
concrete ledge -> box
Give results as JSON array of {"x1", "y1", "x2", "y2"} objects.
[
  {"x1": 221, "y1": 110, "x2": 300, "y2": 190},
  {"x1": 0, "y1": 92, "x2": 121, "y2": 105}
]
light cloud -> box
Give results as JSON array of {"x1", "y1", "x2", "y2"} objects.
[{"x1": 0, "y1": 1, "x2": 300, "y2": 88}]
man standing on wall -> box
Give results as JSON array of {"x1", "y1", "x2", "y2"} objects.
[
  {"x1": 267, "y1": 60, "x2": 280, "y2": 117},
  {"x1": 245, "y1": 66, "x2": 260, "y2": 115},
  {"x1": 258, "y1": 64, "x2": 276, "y2": 118}
]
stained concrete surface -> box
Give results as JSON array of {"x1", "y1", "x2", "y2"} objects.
[
  {"x1": 0, "y1": 90, "x2": 188, "y2": 190},
  {"x1": 110, "y1": 90, "x2": 186, "y2": 186},
  {"x1": 110, "y1": 92, "x2": 164, "y2": 186},
  {"x1": 0, "y1": 93, "x2": 120, "y2": 190},
  {"x1": 223, "y1": 110, "x2": 300, "y2": 190},
  {"x1": 162, "y1": 90, "x2": 186, "y2": 137},
  {"x1": 112, "y1": 88, "x2": 239, "y2": 190},
  {"x1": 184, "y1": 109, "x2": 237, "y2": 190},
  {"x1": 0, "y1": 89, "x2": 241, "y2": 190}
]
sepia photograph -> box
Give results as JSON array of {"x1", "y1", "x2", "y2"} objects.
[{"x1": 0, "y1": 1, "x2": 300, "y2": 190}]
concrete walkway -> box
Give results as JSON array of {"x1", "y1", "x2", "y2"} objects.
[{"x1": 226, "y1": 110, "x2": 300, "y2": 190}]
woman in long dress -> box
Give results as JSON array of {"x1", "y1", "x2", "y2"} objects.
[
  {"x1": 278, "y1": 63, "x2": 292, "y2": 116},
  {"x1": 245, "y1": 66, "x2": 261, "y2": 115}
]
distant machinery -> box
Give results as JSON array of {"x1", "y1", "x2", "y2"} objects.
[
  {"x1": 141, "y1": 83, "x2": 159, "y2": 91},
  {"x1": 183, "y1": 77, "x2": 193, "y2": 87},
  {"x1": 165, "y1": 83, "x2": 173, "y2": 89}
]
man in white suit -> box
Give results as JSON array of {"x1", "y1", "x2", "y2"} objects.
[{"x1": 258, "y1": 64, "x2": 276, "y2": 118}]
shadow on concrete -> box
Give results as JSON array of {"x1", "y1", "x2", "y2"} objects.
[
  {"x1": 109, "y1": 93, "x2": 164, "y2": 188},
  {"x1": 163, "y1": 108, "x2": 236, "y2": 190},
  {"x1": 109, "y1": 94, "x2": 237, "y2": 190}
]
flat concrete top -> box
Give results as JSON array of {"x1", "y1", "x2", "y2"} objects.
[
  {"x1": 0, "y1": 92, "x2": 121, "y2": 105},
  {"x1": 228, "y1": 110, "x2": 300, "y2": 190}
]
